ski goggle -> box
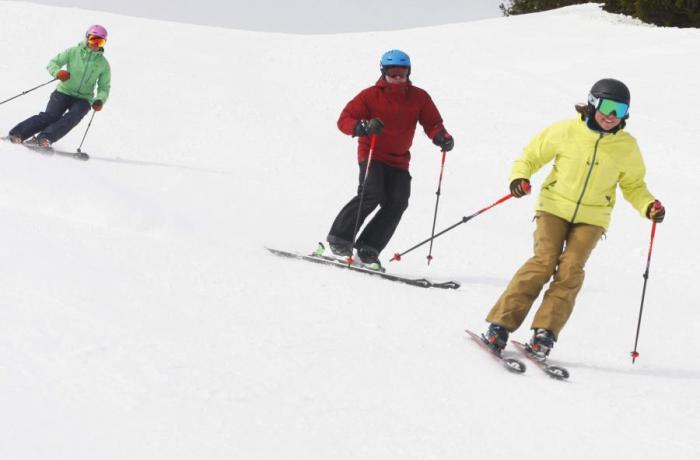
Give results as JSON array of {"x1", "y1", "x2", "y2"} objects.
[
  {"x1": 384, "y1": 66, "x2": 409, "y2": 79},
  {"x1": 589, "y1": 95, "x2": 629, "y2": 119},
  {"x1": 87, "y1": 35, "x2": 106, "y2": 47}
]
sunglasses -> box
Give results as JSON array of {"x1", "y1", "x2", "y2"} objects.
[
  {"x1": 589, "y1": 95, "x2": 629, "y2": 119},
  {"x1": 87, "y1": 35, "x2": 107, "y2": 47},
  {"x1": 385, "y1": 67, "x2": 409, "y2": 79}
]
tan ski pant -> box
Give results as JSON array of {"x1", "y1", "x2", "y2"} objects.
[{"x1": 486, "y1": 212, "x2": 604, "y2": 338}]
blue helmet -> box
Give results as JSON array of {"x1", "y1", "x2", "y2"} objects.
[{"x1": 380, "y1": 49, "x2": 411, "y2": 77}]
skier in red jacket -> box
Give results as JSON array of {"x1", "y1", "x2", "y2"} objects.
[{"x1": 325, "y1": 50, "x2": 454, "y2": 271}]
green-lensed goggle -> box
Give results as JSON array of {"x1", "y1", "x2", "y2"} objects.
[{"x1": 589, "y1": 95, "x2": 629, "y2": 119}]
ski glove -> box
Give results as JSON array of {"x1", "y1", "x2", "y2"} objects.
[
  {"x1": 353, "y1": 118, "x2": 384, "y2": 137},
  {"x1": 646, "y1": 200, "x2": 665, "y2": 223},
  {"x1": 56, "y1": 70, "x2": 70, "y2": 81},
  {"x1": 91, "y1": 100, "x2": 103, "y2": 111},
  {"x1": 510, "y1": 178, "x2": 531, "y2": 198},
  {"x1": 432, "y1": 130, "x2": 454, "y2": 152}
]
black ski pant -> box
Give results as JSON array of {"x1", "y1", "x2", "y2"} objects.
[
  {"x1": 9, "y1": 90, "x2": 91, "y2": 143},
  {"x1": 327, "y1": 160, "x2": 411, "y2": 256}
]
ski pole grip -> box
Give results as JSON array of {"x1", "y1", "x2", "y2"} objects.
[{"x1": 522, "y1": 180, "x2": 531, "y2": 193}]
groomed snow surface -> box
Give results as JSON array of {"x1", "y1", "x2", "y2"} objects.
[{"x1": 1, "y1": 3, "x2": 699, "y2": 459}]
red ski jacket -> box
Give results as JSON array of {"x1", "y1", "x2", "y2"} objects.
[{"x1": 337, "y1": 78, "x2": 446, "y2": 171}]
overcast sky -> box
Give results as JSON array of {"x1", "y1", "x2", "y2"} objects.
[{"x1": 19, "y1": 0, "x2": 503, "y2": 33}]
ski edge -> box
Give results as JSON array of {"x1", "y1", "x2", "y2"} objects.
[
  {"x1": 1, "y1": 136, "x2": 90, "y2": 161},
  {"x1": 265, "y1": 247, "x2": 460, "y2": 290}
]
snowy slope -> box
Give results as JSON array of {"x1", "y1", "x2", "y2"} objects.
[{"x1": 1, "y1": 2, "x2": 699, "y2": 459}]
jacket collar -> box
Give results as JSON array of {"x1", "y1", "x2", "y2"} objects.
[
  {"x1": 583, "y1": 114, "x2": 624, "y2": 135},
  {"x1": 375, "y1": 77, "x2": 412, "y2": 93}
]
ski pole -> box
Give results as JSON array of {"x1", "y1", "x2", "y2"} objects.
[
  {"x1": 427, "y1": 150, "x2": 448, "y2": 265},
  {"x1": 0, "y1": 78, "x2": 57, "y2": 106},
  {"x1": 631, "y1": 214, "x2": 659, "y2": 364},
  {"x1": 348, "y1": 134, "x2": 378, "y2": 264},
  {"x1": 76, "y1": 110, "x2": 96, "y2": 154},
  {"x1": 391, "y1": 192, "x2": 515, "y2": 262}
]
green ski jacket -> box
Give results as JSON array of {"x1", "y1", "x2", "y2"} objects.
[{"x1": 47, "y1": 41, "x2": 111, "y2": 104}]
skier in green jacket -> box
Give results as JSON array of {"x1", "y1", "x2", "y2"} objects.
[{"x1": 8, "y1": 25, "x2": 111, "y2": 148}]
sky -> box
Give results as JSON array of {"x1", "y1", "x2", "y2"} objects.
[{"x1": 19, "y1": 0, "x2": 503, "y2": 33}]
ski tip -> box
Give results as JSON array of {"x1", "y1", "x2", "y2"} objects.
[
  {"x1": 440, "y1": 281, "x2": 460, "y2": 289},
  {"x1": 503, "y1": 357, "x2": 527, "y2": 374},
  {"x1": 546, "y1": 366, "x2": 570, "y2": 380}
]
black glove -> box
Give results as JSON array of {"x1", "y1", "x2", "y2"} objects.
[
  {"x1": 353, "y1": 118, "x2": 384, "y2": 137},
  {"x1": 646, "y1": 200, "x2": 665, "y2": 223},
  {"x1": 509, "y1": 178, "x2": 531, "y2": 198},
  {"x1": 432, "y1": 130, "x2": 454, "y2": 152}
]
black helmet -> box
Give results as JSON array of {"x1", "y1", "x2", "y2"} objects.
[
  {"x1": 586, "y1": 78, "x2": 631, "y2": 123},
  {"x1": 589, "y1": 78, "x2": 630, "y2": 105}
]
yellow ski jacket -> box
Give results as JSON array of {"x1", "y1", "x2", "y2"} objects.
[{"x1": 510, "y1": 118, "x2": 655, "y2": 230}]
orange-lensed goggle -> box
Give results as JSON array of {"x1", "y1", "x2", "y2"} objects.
[{"x1": 87, "y1": 35, "x2": 106, "y2": 47}]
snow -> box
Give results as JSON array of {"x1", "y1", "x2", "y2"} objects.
[{"x1": 1, "y1": 2, "x2": 699, "y2": 459}]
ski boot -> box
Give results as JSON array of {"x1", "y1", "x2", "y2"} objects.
[
  {"x1": 8, "y1": 134, "x2": 22, "y2": 144},
  {"x1": 482, "y1": 323, "x2": 509, "y2": 355},
  {"x1": 527, "y1": 328, "x2": 555, "y2": 360},
  {"x1": 329, "y1": 243, "x2": 353, "y2": 259},
  {"x1": 36, "y1": 136, "x2": 52, "y2": 149},
  {"x1": 311, "y1": 242, "x2": 326, "y2": 257},
  {"x1": 357, "y1": 247, "x2": 384, "y2": 272}
]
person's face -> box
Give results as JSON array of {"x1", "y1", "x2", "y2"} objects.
[
  {"x1": 384, "y1": 66, "x2": 409, "y2": 84},
  {"x1": 86, "y1": 35, "x2": 106, "y2": 51},
  {"x1": 594, "y1": 110, "x2": 623, "y2": 131}
]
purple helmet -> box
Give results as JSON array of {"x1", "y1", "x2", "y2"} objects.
[{"x1": 86, "y1": 24, "x2": 108, "y2": 39}]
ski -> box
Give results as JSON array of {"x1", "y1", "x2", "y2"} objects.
[
  {"x1": 465, "y1": 329, "x2": 526, "y2": 374},
  {"x1": 1, "y1": 136, "x2": 89, "y2": 161},
  {"x1": 266, "y1": 246, "x2": 460, "y2": 290},
  {"x1": 510, "y1": 340, "x2": 570, "y2": 380}
]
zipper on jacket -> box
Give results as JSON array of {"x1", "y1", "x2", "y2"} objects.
[
  {"x1": 569, "y1": 133, "x2": 603, "y2": 224},
  {"x1": 77, "y1": 50, "x2": 96, "y2": 96}
]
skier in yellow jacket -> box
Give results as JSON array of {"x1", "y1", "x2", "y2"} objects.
[{"x1": 482, "y1": 78, "x2": 666, "y2": 358}]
